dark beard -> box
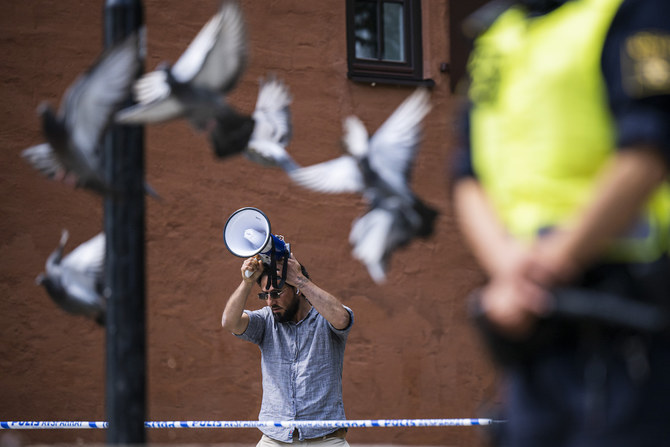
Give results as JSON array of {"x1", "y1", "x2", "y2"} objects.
[{"x1": 272, "y1": 296, "x2": 300, "y2": 323}]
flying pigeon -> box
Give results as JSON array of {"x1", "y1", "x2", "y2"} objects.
[
  {"x1": 36, "y1": 230, "x2": 106, "y2": 326},
  {"x1": 209, "y1": 75, "x2": 298, "y2": 171},
  {"x1": 116, "y1": 1, "x2": 247, "y2": 125},
  {"x1": 116, "y1": 2, "x2": 296, "y2": 170},
  {"x1": 21, "y1": 30, "x2": 143, "y2": 195},
  {"x1": 289, "y1": 88, "x2": 438, "y2": 283}
]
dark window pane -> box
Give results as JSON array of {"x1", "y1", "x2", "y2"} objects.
[
  {"x1": 382, "y1": 2, "x2": 404, "y2": 62},
  {"x1": 354, "y1": 1, "x2": 378, "y2": 60}
]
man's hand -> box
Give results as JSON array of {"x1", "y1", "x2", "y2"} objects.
[
  {"x1": 273, "y1": 253, "x2": 308, "y2": 289},
  {"x1": 241, "y1": 255, "x2": 263, "y2": 283},
  {"x1": 282, "y1": 254, "x2": 307, "y2": 288}
]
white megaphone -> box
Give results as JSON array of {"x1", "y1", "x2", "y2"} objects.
[{"x1": 223, "y1": 207, "x2": 290, "y2": 287}]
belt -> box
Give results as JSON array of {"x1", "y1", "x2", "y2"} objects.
[{"x1": 292, "y1": 427, "x2": 347, "y2": 441}]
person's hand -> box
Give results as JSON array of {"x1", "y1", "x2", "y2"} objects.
[
  {"x1": 486, "y1": 238, "x2": 555, "y2": 284},
  {"x1": 531, "y1": 230, "x2": 582, "y2": 286},
  {"x1": 278, "y1": 253, "x2": 307, "y2": 288},
  {"x1": 241, "y1": 255, "x2": 262, "y2": 283},
  {"x1": 481, "y1": 275, "x2": 552, "y2": 340},
  {"x1": 478, "y1": 232, "x2": 572, "y2": 340}
]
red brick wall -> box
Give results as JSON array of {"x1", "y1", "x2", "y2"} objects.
[{"x1": 0, "y1": 1, "x2": 496, "y2": 445}]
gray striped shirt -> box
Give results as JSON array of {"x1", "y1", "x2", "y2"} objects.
[{"x1": 236, "y1": 305, "x2": 353, "y2": 442}]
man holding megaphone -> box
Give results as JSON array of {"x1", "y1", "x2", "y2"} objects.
[{"x1": 221, "y1": 226, "x2": 354, "y2": 446}]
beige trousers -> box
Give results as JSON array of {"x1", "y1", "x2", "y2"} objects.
[{"x1": 256, "y1": 433, "x2": 350, "y2": 447}]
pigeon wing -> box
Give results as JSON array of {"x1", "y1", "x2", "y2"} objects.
[
  {"x1": 61, "y1": 232, "x2": 105, "y2": 279},
  {"x1": 171, "y1": 1, "x2": 248, "y2": 93},
  {"x1": 245, "y1": 77, "x2": 295, "y2": 167},
  {"x1": 251, "y1": 76, "x2": 292, "y2": 147},
  {"x1": 349, "y1": 208, "x2": 394, "y2": 283},
  {"x1": 289, "y1": 156, "x2": 364, "y2": 194},
  {"x1": 367, "y1": 88, "x2": 431, "y2": 193},
  {"x1": 116, "y1": 70, "x2": 186, "y2": 124},
  {"x1": 60, "y1": 270, "x2": 105, "y2": 309},
  {"x1": 341, "y1": 115, "x2": 369, "y2": 158},
  {"x1": 21, "y1": 143, "x2": 66, "y2": 180},
  {"x1": 115, "y1": 96, "x2": 185, "y2": 124},
  {"x1": 62, "y1": 31, "x2": 141, "y2": 169}
]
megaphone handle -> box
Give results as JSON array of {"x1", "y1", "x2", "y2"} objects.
[{"x1": 245, "y1": 270, "x2": 253, "y2": 278}]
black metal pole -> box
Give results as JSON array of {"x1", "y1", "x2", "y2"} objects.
[{"x1": 103, "y1": 0, "x2": 146, "y2": 444}]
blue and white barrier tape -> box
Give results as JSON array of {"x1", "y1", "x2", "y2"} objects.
[{"x1": 0, "y1": 419, "x2": 497, "y2": 430}]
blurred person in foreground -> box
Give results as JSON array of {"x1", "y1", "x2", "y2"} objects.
[
  {"x1": 450, "y1": 0, "x2": 670, "y2": 445},
  {"x1": 222, "y1": 251, "x2": 353, "y2": 446}
]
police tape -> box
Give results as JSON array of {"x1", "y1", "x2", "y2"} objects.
[{"x1": 0, "y1": 419, "x2": 498, "y2": 429}]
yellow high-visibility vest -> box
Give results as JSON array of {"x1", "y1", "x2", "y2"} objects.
[{"x1": 468, "y1": 0, "x2": 670, "y2": 262}]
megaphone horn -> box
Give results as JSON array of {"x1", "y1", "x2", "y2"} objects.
[
  {"x1": 223, "y1": 207, "x2": 290, "y2": 287},
  {"x1": 223, "y1": 207, "x2": 272, "y2": 259}
]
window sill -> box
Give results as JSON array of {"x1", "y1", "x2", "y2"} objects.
[{"x1": 348, "y1": 73, "x2": 435, "y2": 88}]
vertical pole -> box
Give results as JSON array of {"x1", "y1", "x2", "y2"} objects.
[{"x1": 103, "y1": 0, "x2": 145, "y2": 444}]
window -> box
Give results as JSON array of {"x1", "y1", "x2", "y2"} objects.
[{"x1": 346, "y1": 0, "x2": 432, "y2": 86}]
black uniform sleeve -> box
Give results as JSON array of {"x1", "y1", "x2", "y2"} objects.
[
  {"x1": 449, "y1": 104, "x2": 476, "y2": 182},
  {"x1": 602, "y1": 0, "x2": 670, "y2": 167}
]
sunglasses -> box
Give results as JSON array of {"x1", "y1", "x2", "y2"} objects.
[{"x1": 258, "y1": 288, "x2": 286, "y2": 300}]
